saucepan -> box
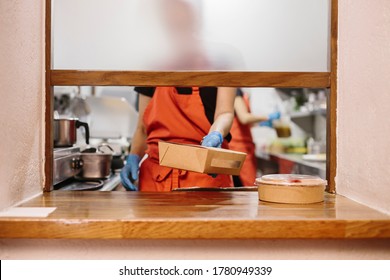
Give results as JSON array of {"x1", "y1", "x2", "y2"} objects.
[
  {"x1": 80, "y1": 144, "x2": 114, "y2": 179},
  {"x1": 54, "y1": 118, "x2": 90, "y2": 147}
]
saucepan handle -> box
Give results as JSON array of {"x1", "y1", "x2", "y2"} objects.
[
  {"x1": 75, "y1": 120, "x2": 90, "y2": 145},
  {"x1": 98, "y1": 143, "x2": 115, "y2": 154}
]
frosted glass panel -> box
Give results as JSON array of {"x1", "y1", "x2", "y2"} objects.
[{"x1": 53, "y1": 0, "x2": 330, "y2": 71}]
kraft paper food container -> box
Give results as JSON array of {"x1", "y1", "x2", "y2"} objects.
[
  {"x1": 255, "y1": 174, "x2": 327, "y2": 204},
  {"x1": 158, "y1": 141, "x2": 247, "y2": 175}
]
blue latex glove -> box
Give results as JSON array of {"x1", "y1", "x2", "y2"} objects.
[
  {"x1": 201, "y1": 131, "x2": 223, "y2": 178},
  {"x1": 259, "y1": 112, "x2": 281, "y2": 128},
  {"x1": 259, "y1": 120, "x2": 273, "y2": 128},
  {"x1": 201, "y1": 131, "x2": 223, "y2": 148},
  {"x1": 120, "y1": 154, "x2": 141, "y2": 191},
  {"x1": 268, "y1": 111, "x2": 281, "y2": 121}
]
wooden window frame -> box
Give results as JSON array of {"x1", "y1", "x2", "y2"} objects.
[{"x1": 44, "y1": 0, "x2": 337, "y2": 193}]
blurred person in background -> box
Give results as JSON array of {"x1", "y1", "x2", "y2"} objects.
[
  {"x1": 230, "y1": 89, "x2": 280, "y2": 186},
  {"x1": 120, "y1": 0, "x2": 240, "y2": 191}
]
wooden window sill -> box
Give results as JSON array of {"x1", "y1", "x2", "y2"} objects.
[{"x1": 0, "y1": 191, "x2": 389, "y2": 239}]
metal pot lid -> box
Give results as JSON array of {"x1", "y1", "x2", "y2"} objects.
[
  {"x1": 96, "y1": 144, "x2": 117, "y2": 155},
  {"x1": 81, "y1": 144, "x2": 115, "y2": 155}
]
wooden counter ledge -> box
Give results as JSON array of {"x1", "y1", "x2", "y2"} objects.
[{"x1": 0, "y1": 191, "x2": 389, "y2": 239}]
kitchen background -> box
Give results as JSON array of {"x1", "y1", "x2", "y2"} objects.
[{"x1": 53, "y1": 85, "x2": 328, "y2": 191}]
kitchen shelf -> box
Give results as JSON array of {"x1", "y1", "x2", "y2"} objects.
[
  {"x1": 256, "y1": 152, "x2": 326, "y2": 177},
  {"x1": 290, "y1": 109, "x2": 327, "y2": 119},
  {"x1": 272, "y1": 153, "x2": 326, "y2": 171},
  {"x1": 0, "y1": 191, "x2": 389, "y2": 239}
]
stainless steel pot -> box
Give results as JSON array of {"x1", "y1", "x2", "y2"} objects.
[
  {"x1": 54, "y1": 118, "x2": 90, "y2": 147},
  {"x1": 80, "y1": 153, "x2": 113, "y2": 179},
  {"x1": 97, "y1": 143, "x2": 124, "y2": 171}
]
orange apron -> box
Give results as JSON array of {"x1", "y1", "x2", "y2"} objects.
[
  {"x1": 229, "y1": 94, "x2": 258, "y2": 186},
  {"x1": 139, "y1": 87, "x2": 232, "y2": 192}
]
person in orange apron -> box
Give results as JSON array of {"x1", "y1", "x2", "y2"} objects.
[
  {"x1": 230, "y1": 89, "x2": 280, "y2": 186},
  {"x1": 120, "y1": 86, "x2": 236, "y2": 191}
]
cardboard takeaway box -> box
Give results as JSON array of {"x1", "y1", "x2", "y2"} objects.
[{"x1": 158, "y1": 142, "x2": 247, "y2": 175}]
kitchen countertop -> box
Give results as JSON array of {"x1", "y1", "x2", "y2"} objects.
[
  {"x1": 272, "y1": 153, "x2": 326, "y2": 171},
  {"x1": 256, "y1": 152, "x2": 326, "y2": 171},
  {"x1": 0, "y1": 191, "x2": 389, "y2": 239}
]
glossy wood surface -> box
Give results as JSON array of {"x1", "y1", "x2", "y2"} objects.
[
  {"x1": 0, "y1": 192, "x2": 389, "y2": 239},
  {"x1": 50, "y1": 70, "x2": 331, "y2": 88}
]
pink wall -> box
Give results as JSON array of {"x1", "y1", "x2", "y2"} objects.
[
  {"x1": 0, "y1": 239, "x2": 389, "y2": 260},
  {"x1": 0, "y1": 0, "x2": 44, "y2": 209},
  {"x1": 0, "y1": 0, "x2": 389, "y2": 259},
  {"x1": 336, "y1": 0, "x2": 390, "y2": 214}
]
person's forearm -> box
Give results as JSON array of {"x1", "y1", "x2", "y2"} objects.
[
  {"x1": 210, "y1": 87, "x2": 235, "y2": 137},
  {"x1": 238, "y1": 113, "x2": 268, "y2": 125},
  {"x1": 210, "y1": 112, "x2": 234, "y2": 137},
  {"x1": 129, "y1": 126, "x2": 147, "y2": 157}
]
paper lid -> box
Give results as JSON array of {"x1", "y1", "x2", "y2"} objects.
[{"x1": 255, "y1": 174, "x2": 327, "y2": 187}]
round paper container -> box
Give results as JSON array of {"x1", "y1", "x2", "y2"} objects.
[{"x1": 255, "y1": 174, "x2": 327, "y2": 204}]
